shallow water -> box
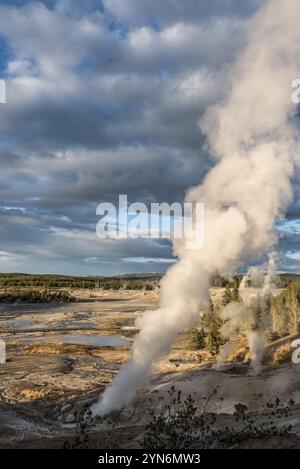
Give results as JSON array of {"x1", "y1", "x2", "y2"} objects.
[
  {"x1": 0, "y1": 318, "x2": 96, "y2": 332},
  {"x1": 18, "y1": 334, "x2": 129, "y2": 347},
  {"x1": 0, "y1": 319, "x2": 34, "y2": 330}
]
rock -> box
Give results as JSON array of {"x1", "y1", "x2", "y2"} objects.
[
  {"x1": 65, "y1": 413, "x2": 75, "y2": 424},
  {"x1": 61, "y1": 403, "x2": 72, "y2": 414}
]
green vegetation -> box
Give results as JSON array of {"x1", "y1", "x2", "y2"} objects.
[
  {"x1": 0, "y1": 272, "x2": 296, "y2": 294},
  {"x1": 143, "y1": 386, "x2": 212, "y2": 449},
  {"x1": 199, "y1": 283, "x2": 242, "y2": 354},
  {"x1": 65, "y1": 387, "x2": 294, "y2": 449},
  {"x1": 0, "y1": 273, "x2": 160, "y2": 302},
  {"x1": 210, "y1": 274, "x2": 241, "y2": 288},
  {"x1": 202, "y1": 304, "x2": 224, "y2": 353},
  {"x1": 0, "y1": 273, "x2": 158, "y2": 291},
  {"x1": 143, "y1": 387, "x2": 293, "y2": 449},
  {"x1": 0, "y1": 288, "x2": 75, "y2": 303},
  {"x1": 191, "y1": 278, "x2": 300, "y2": 354},
  {"x1": 271, "y1": 282, "x2": 300, "y2": 337},
  {"x1": 189, "y1": 327, "x2": 206, "y2": 350},
  {"x1": 221, "y1": 283, "x2": 241, "y2": 306},
  {"x1": 191, "y1": 284, "x2": 242, "y2": 354}
]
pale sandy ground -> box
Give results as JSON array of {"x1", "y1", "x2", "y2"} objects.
[{"x1": 0, "y1": 288, "x2": 299, "y2": 448}]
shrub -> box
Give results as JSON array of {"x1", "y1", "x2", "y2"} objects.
[
  {"x1": 143, "y1": 388, "x2": 294, "y2": 449},
  {"x1": 189, "y1": 327, "x2": 206, "y2": 350},
  {"x1": 203, "y1": 305, "x2": 224, "y2": 353},
  {"x1": 272, "y1": 343, "x2": 293, "y2": 365}
]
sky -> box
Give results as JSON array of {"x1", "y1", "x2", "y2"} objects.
[{"x1": 0, "y1": 0, "x2": 299, "y2": 276}]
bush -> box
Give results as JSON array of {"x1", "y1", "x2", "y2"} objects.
[
  {"x1": 189, "y1": 327, "x2": 206, "y2": 350},
  {"x1": 272, "y1": 343, "x2": 293, "y2": 365},
  {"x1": 64, "y1": 388, "x2": 294, "y2": 449},
  {"x1": 143, "y1": 386, "x2": 216, "y2": 449},
  {"x1": 203, "y1": 305, "x2": 224, "y2": 353},
  {"x1": 143, "y1": 388, "x2": 294, "y2": 449}
]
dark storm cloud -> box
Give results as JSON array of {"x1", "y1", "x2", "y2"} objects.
[
  {"x1": 0, "y1": 3, "x2": 243, "y2": 150},
  {"x1": 0, "y1": 0, "x2": 298, "y2": 274}
]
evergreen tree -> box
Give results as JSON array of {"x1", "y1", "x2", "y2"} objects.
[
  {"x1": 221, "y1": 284, "x2": 241, "y2": 307},
  {"x1": 203, "y1": 305, "x2": 223, "y2": 353}
]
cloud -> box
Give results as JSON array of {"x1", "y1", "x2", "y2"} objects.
[
  {"x1": 0, "y1": 0, "x2": 298, "y2": 274},
  {"x1": 103, "y1": 0, "x2": 260, "y2": 27}
]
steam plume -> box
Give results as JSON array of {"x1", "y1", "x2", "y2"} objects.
[
  {"x1": 91, "y1": 0, "x2": 300, "y2": 416},
  {"x1": 217, "y1": 255, "x2": 278, "y2": 373}
]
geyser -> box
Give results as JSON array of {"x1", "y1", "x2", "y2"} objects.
[
  {"x1": 216, "y1": 255, "x2": 278, "y2": 374},
  {"x1": 91, "y1": 0, "x2": 300, "y2": 417}
]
